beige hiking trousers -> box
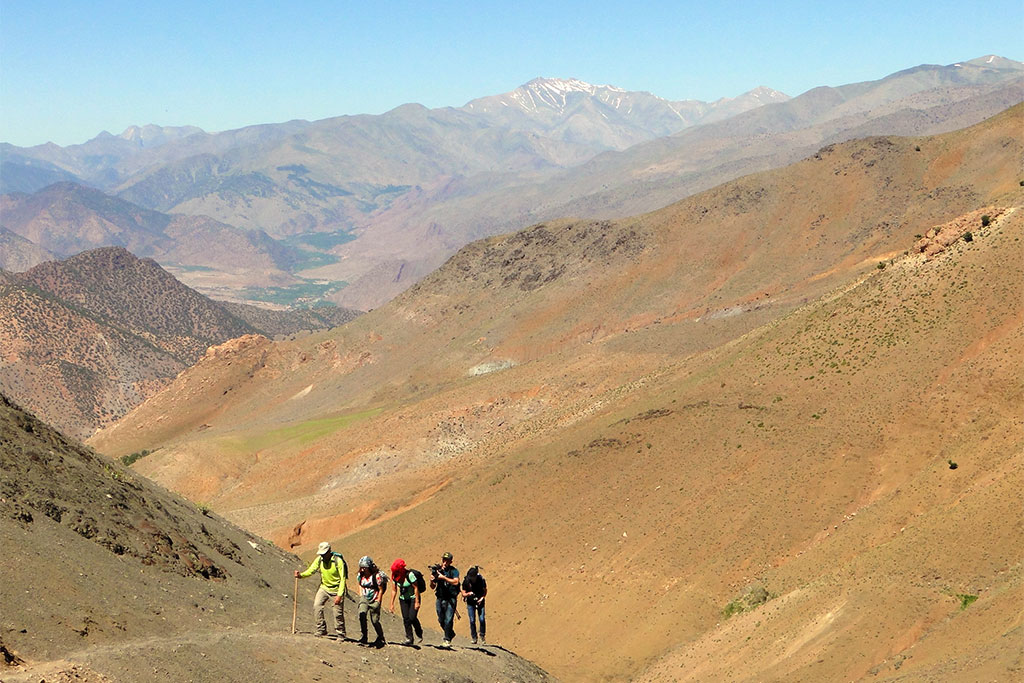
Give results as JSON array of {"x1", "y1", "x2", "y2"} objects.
[{"x1": 314, "y1": 585, "x2": 345, "y2": 636}]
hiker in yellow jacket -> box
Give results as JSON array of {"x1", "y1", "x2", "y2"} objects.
[{"x1": 295, "y1": 541, "x2": 348, "y2": 639}]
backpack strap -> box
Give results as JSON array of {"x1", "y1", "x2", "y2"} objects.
[{"x1": 332, "y1": 552, "x2": 347, "y2": 579}]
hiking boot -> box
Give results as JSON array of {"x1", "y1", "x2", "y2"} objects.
[
  {"x1": 441, "y1": 639, "x2": 452, "y2": 648},
  {"x1": 417, "y1": 633, "x2": 424, "y2": 644},
  {"x1": 401, "y1": 638, "x2": 414, "y2": 646},
  {"x1": 480, "y1": 635, "x2": 486, "y2": 645},
  {"x1": 358, "y1": 635, "x2": 368, "y2": 645},
  {"x1": 371, "y1": 638, "x2": 386, "y2": 649},
  {"x1": 471, "y1": 637, "x2": 478, "y2": 645}
]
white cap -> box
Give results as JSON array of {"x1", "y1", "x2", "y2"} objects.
[{"x1": 317, "y1": 541, "x2": 331, "y2": 555}]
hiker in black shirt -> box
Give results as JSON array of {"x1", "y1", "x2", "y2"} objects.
[
  {"x1": 430, "y1": 551, "x2": 459, "y2": 647},
  {"x1": 460, "y1": 565, "x2": 487, "y2": 644}
]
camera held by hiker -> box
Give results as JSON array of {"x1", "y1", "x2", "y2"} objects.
[
  {"x1": 357, "y1": 555, "x2": 388, "y2": 647},
  {"x1": 461, "y1": 565, "x2": 487, "y2": 644},
  {"x1": 389, "y1": 558, "x2": 425, "y2": 645},
  {"x1": 430, "y1": 551, "x2": 460, "y2": 648},
  {"x1": 295, "y1": 541, "x2": 348, "y2": 639}
]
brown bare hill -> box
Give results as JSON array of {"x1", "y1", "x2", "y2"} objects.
[
  {"x1": 0, "y1": 248, "x2": 255, "y2": 438},
  {"x1": 0, "y1": 279, "x2": 183, "y2": 440},
  {"x1": 220, "y1": 300, "x2": 362, "y2": 338},
  {"x1": 0, "y1": 181, "x2": 174, "y2": 257},
  {"x1": 0, "y1": 393, "x2": 551, "y2": 682},
  {"x1": 20, "y1": 248, "x2": 254, "y2": 360},
  {"x1": 0, "y1": 248, "x2": 363, "y2": 439},
  {"x1": 90, "y1": 106, "x2": 1024, "y2": 680}
]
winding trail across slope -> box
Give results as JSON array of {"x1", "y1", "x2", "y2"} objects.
[{"x1": 5, "y1": 626, "x2": 553, "y2": 683}]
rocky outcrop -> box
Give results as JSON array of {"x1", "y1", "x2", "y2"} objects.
[{"x1": 914, "y1": 207, "x2": 1004, "y2": 258}]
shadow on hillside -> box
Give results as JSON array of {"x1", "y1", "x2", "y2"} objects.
[{"x1": 418, "y1": 643, "x2": 497, "y2": 656}]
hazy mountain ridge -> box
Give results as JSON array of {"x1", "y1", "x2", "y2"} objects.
[
  {"x1": 0, "y1": 181, "x2": 331, "y2": 308},
  {"x1": 322, "y1": 58, "x2": 1023, "y2": 308},
  {"x1": 3, "y1": 57, "x2": 1021, "y2": 313},
  {"x1": 89, "y1": 106, "x2": 1023, "y2": 680},
  {"x1": 0, "y1": 75, "x2": 795, "y2": 247},
  {"x1": 0, "y1": 181, "x2": 302, "y2": 275}
]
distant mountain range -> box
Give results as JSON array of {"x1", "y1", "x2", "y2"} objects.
[
  {"x1": 0, "y1": 247, "x2": 359, "y2": 438},
  {"x1": 2, "y1": 57, "x2": 1021, "y2": 309}
]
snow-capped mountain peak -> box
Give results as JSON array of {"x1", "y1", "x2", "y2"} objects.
[{"x1": 504, "y1": 78, "x2": 628, "y2": 113}]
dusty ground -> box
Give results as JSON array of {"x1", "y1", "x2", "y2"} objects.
[{"x1": 4, "y1": 631, "x2": 550, "y2": 683}]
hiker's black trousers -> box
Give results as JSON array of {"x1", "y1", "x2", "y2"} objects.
[{"x1": 400, "y1": 599, "x2": 423, "y2": 641}]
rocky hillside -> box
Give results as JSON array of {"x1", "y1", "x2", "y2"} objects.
[
  {"x1": 0, "y1": 393, "x2": 552, "y2": 682},
  {"x1": 89, "y1": 105, "x2": 1024, "y2": 680},
  {"x1": 0, "y1": 248, "x2": 358, "y2": 438},
  {"x1": 220, "y1": 301, "x2": 361, "y2": 338}
]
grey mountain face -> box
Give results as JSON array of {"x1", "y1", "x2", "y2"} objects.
[{"x1": 459, "y1": 77, "x2": 789, "y2": 150}]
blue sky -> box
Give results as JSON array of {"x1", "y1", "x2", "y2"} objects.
[{"x1": 1, "y1": 0, "x2": 1021, "y2": 146}]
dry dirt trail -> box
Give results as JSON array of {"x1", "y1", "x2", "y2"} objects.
[{"x1": 4, "y1": 626, "x2": 552, "y2": 682}]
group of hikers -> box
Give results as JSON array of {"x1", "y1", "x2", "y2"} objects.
[{"x1": 295, "y1": 542, "x2": 487, "y2": 649}]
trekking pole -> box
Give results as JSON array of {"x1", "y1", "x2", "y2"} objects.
[{"x1": 291, "y1": 576, "x2": 298, "y2": 634}]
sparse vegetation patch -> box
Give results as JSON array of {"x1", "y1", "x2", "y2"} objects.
[
  {"x1": 120, "y1": 449, "x2": 153, "y2": 467},
  {"x1": 722, "y1": 584, "x2": 772, "y2": 618},
  {"x1": 957, "y1": 593, "x2": 978, "y2": 609},
  {"x1": 240, "y1": 407, "x2": 384, "y2": 450}
]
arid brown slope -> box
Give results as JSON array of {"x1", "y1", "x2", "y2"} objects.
[
  {"x1": 0, "y1": 248, "x2": 257, "y2": 438},
  {"x1": 0, "y1": 282, "x2": 187, "y2": 439},
  {"x1": 91, "y1": 107, "x2": 1024, "y2": 680},
  {"x1": 20, "y1": 248, "x2": 254, "y2": 360},
  {"x1": 220, "y1": 300, "x2": 361, "y2": 338},
  {"x1": 327, "y1": 208, "x2": 1023, "y2": 682},
  {"x1": 0, "y1": 394, "x2": 551, "y2": 682},
  {"x1": 1, "y1": 248, "x2": 363, "y2": 439}
]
